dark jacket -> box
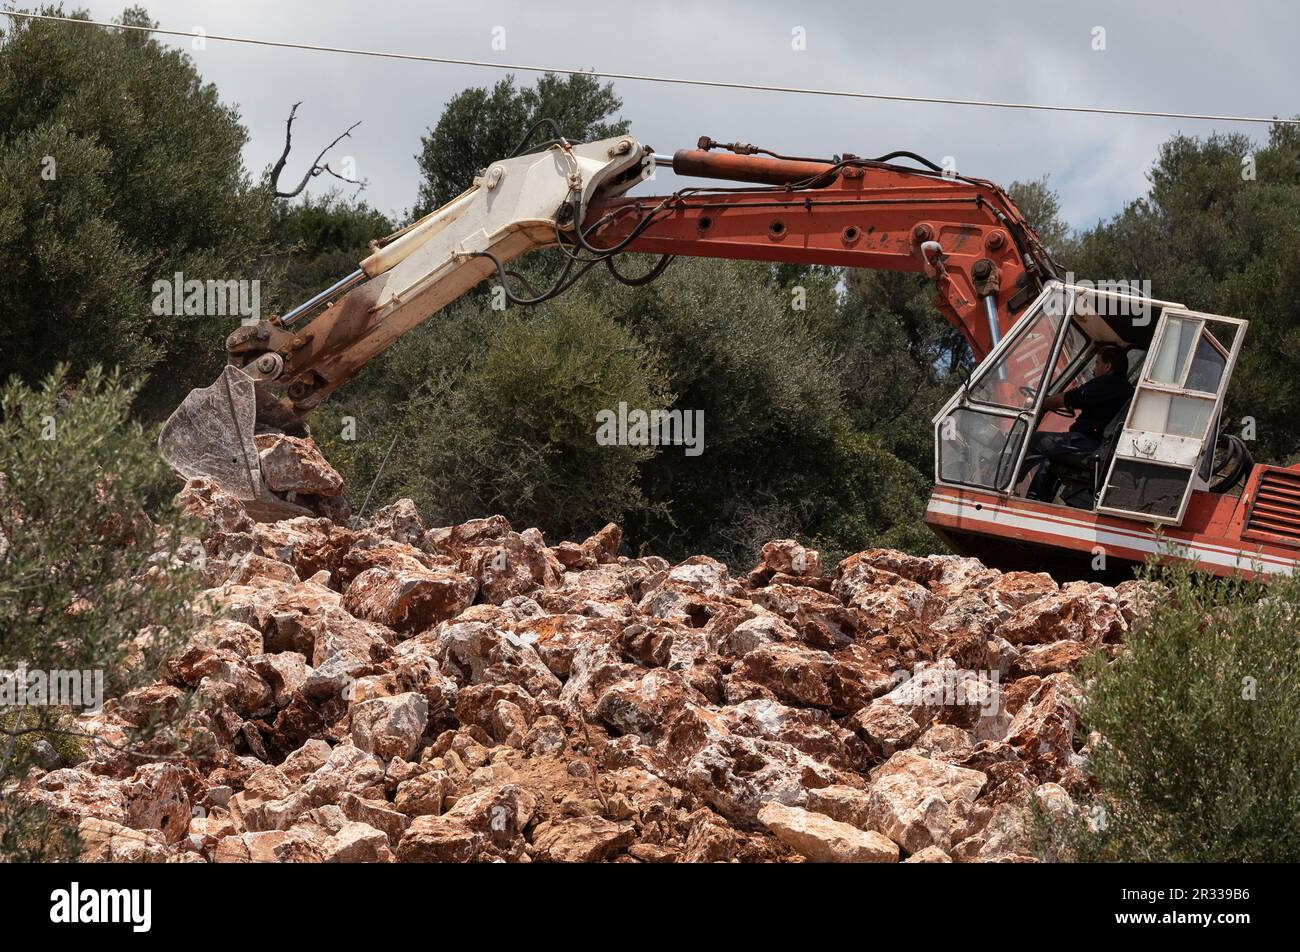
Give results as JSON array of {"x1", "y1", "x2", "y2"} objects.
[{"x1": 1064, "y1": 370, "x2": 1133, "y2": 439}]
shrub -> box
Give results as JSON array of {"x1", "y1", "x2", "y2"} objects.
[
  {"x1": 333, "y1": 297, "x2": 673, "y2": 540},
  {"x1": 0, "y1": 366, "x2": 203, "y2": 860},
  {"x1": 325, "y1": 255, "x2": 936, "y2": 563},
  {"x1": 0, "y1": 6, "x2": 278, "y2": 417},
  {"x1": 1046, "y1": 559, "x2": 1300, "y2": 862},
  {"x1": 599, "y1": 257, "x2": 934, "y2": 563},
  {"x1": 271, "y1": 191, "x2": 393, "y2": 305}
]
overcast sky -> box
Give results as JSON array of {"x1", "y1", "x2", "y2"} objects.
[{"x1": 58, "y1": 0, "x2": 1298, "y2": 228}]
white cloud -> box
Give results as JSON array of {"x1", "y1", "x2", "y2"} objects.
[{"x1": 65, "y1": 0, "x2": 1292, "y2": 232}]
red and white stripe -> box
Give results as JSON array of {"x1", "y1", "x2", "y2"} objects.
[{"x1": 926, "y1": 488, "x2": 1297, "y2": 577}]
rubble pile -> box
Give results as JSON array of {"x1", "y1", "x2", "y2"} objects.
[{"x1": 20, "y1": 436, "x2": 1150, "y2": 863}]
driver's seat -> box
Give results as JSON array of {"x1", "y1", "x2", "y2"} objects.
[{"x1": 1047, "y1": 396, "x2": 1133, "y2": 509}]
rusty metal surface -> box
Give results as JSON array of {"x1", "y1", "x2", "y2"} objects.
[{"x1": 671, "y1": 149, "x2": 838, "y2": 186}]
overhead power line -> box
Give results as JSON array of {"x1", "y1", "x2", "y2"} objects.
[{"x1": 4, "y1": 10, "x2": 1298, "y2": 126}]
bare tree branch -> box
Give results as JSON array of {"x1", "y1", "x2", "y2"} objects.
[
  {"x1": 270, "y1": 102, "x2": 364, "y2": 198},
  {"x1": 268, "y1": 100, "x2": 302, "y2": 191}
]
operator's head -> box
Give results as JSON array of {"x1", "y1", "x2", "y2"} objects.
[{"x1": 1095, "y1": 344, "x2": 1127, "y2": 377}]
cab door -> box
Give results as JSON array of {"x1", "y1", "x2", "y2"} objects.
[
  {"x1": 933, "y1": 284, "x2": 1077, "y2": 493},
  {"x1": 1096, "y1": 309, "x2": 1246, "y2": 525}
]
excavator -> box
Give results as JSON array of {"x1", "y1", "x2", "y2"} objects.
[{"x1": 159, "y1": 131, "x2": 1300, "y2": 581}]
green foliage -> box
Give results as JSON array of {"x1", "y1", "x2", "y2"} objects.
[
  {"x1": 332, "y1": 298, "x2": 673, "y2": 540},
  {"x1": 597, "y1": 257, "x2": 934, "y2": 562},
  {"x1": 271, "y1": 191, "x2": 393, "y2": 304},
  {"x1": 836, "y1": 269, "x2": 961, "y2": 475},
  {"x1": 0, "y1": 365, "x2": 204, "y2": 859},
  {"x1": 0, "y1": 365, "x2": 200, "y2": 687},
  {"x1": 1008, "y1": 175, "x2": 1073, "y2": 260},
  {"x1": 329, "y1": 256, "x2": 935, "y2": 565},
  {"x1": 0, "y1": 5, "x2": 278, "y2": 417},
  {"x1": 1046, "y1": 559, "x2": 1300, "y2": 862},
  {"x1": 414, "y1": 72, "x2": 628, "y2": 215}
]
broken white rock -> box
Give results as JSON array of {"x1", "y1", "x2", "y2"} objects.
[
  {"x1": 866, "y1": 750, "x2": 987, "y2": 853},
  {"x1": 349, "y1": 693, "x2": 429, "y2": 761},
  {"x1": 255, "y1": 433, "x2": 346, "y2": 496},
  {"x1": 758, "y1": 802, "x2": 899, "y2": 863}
]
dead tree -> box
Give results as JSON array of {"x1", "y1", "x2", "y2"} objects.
[{"x1": 270, "y1": 101, "x2": 364, "y2": 198}]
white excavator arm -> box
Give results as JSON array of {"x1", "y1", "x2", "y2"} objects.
[{"x1": 159, "y1": 135, "x2": 651, "y2": 503}]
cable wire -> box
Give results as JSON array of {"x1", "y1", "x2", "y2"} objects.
[{"x1": 4, "y1": 11, "x2": 1297, "y2": 126}]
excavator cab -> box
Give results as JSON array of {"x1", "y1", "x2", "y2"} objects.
[
  {"x1": 934, "y1": 283, "x2": 1091, "y2": 496},
  {"x1": 926, "y1": 280, "x2": 1266, "y2": 578},
  {"x1": 934, "y1": 281, "x2": 1244, "y2": 519}
]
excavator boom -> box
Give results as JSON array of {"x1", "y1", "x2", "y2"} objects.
[
  {"x1": 587, "y1": 144, "x2": 1055, "y2": 359},
  {"x1": 161, "y1": 135, "x2": 648, "y2": 501},
  {"x1": 160, "y1": 131, "x2": 1058, "y2": 507}
]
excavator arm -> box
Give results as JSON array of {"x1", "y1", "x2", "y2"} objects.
[
  {"x1": 586, "y1": 140, "x2": 1054, "y2": 358},
  {"x1": 159, "y1": 132, "x2": 1056, "y2": 504}
]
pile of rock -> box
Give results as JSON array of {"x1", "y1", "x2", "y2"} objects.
[
  {"x1": 20, "y1": 438, "x2": 1149, "y2": 863},
  {"x1": 253, "y1": 432, "x2": 353, "y2": 523}
]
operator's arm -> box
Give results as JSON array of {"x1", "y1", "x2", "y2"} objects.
[
  {"x1": 1047, "y1": 377, "x2": 1108, "y2": 413},
  {"x1": 1043, "y1": 379, "x2": 1103, "y2": 412}
]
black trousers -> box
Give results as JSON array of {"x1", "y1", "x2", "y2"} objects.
[{"x1": 1019, "y1": 430, "x2": 1101, "y2": 501}]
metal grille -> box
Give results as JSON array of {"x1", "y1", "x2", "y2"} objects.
[{"x1": 1244, "y1": 468, "x2": 1300, "y2": 545}]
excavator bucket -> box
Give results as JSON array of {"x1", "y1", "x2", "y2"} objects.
[{"x1": 158, "y1": 365, "x2": 265, "y2": 501}]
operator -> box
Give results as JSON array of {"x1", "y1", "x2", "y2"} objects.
[{"x1": 1019, "y1": 344, "x2": 1133, "y2": 502}]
